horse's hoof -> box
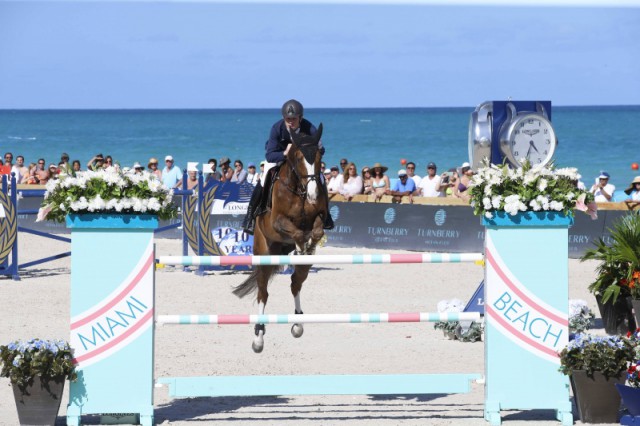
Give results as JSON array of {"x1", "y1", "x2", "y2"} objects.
[
  {"x1": 291, "y1": 323, "x2": 304, "y2": 338},
  {"x1": 252, "y1": 339, "x2": 264, "y2": 353}
]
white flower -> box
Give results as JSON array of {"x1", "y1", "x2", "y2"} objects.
[
  {"x1": 537, "y1": 178, "x2": 548, "y2": 192},
  {"x1": 483, "y1": 197, "x2": 492, "y2": 210},
  {"x1": 484, "y1": 211, "x2": 494, "y2": 219},
  {"x1": 549, "y1": 200, "x2": 564, "y2": 211},
  {"x1": 491, "y1": 195, "x2": 502, "y2": 209}
]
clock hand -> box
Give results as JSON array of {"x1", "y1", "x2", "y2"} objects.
[
  {"x1": 526, "y1": 145, "x2": 532, "y2": 159},
  {"x1": 529, "y1": 140, "x2": 539, "y2": 153}
]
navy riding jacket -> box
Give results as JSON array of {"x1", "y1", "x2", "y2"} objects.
[{"x1": 264, "y1": 118, "x2": 323, "y2": 164}]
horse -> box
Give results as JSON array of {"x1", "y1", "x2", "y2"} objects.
[{"x1": 232, "y1": 124, "x2": 327, "y2": 353}]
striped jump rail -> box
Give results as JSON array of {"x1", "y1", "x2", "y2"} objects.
[
  {"x1": 156, "y1": 312, "x2": 481, "y2": 325},
  {"x1": 156, "y1": 252, "x2": 484, "y2": 266}
]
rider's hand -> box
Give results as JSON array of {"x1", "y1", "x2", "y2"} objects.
[{"x1": 284, "y1": 143, "x2": 292, "y2": 155}]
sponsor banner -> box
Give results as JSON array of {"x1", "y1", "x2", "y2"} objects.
[
  {"x1": 209, "y1": 181, "x2": 253, "y2": 215},
  {"x1": 325, "y1": 203, "x2": 484, "y2": 253}
]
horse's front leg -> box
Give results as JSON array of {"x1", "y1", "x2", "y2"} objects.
[
  {"x1": 290, "y1": 264, "x2": 311, "y2": 338},
  {"x1": 303, "y1": 215, "x2": 325, "y2": 255},
  {"x1": 273, "y1": 215, "x2": 306, "y2": 253},
  {"x1": 253, "y1": 264, "x2": 276, "y2": 353}
]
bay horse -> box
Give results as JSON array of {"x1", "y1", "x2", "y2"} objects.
[{"x1": 233, "y1": 124, "x2": 327, "y2": 353}]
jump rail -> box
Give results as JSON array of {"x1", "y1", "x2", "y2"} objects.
[
  {"x1": 157, "y1": 252, "x2": 484, "y2": 266},
  {"x1": 156, "y1": 311, "x2": 481, "y2": 325}
]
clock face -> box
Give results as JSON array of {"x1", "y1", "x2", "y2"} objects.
[{"x1": 505, "y1": 114, "x2": 556, "y2": 167}]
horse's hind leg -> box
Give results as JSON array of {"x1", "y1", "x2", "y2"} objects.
[
  {"x1": 253, "y1": 265, "x2": 276, "y2": 353},
  {"x1": 290, "y1": 264, "x2": 311, "y2": 338}
]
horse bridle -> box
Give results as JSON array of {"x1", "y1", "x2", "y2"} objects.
[{"x1": 284, "y1": 152, "x2": 321, "y2": 199}]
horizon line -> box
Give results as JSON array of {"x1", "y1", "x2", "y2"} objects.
[{"x1": 1, "y1": 104, "x2": 639, "y2": 111}]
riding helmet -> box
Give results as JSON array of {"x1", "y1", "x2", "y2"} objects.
[{"x1": 281, "y1": 99, "x2": 304, "y2": 118}]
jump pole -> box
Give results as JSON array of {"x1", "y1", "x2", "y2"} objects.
[
  {"x1": 157, "y1": 252, "x2": 484, "y2": 266},
  {"x1": 157, "y1": 311, "x2": 481, "y2": 325}
]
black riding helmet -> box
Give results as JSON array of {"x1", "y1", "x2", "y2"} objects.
[{"x1": 281, "y1": 99, "x2": 303, "y2": 118}]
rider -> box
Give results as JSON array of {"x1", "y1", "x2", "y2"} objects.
[{"x1": 242, "y1": 99, "x2": 334, "y2": 235}]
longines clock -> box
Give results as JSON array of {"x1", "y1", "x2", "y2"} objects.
[
  {"x1": 499, "y1": 102, "x2": 557, "y2": 168},
  {"x1": 468, "y1": 100, "x2": 556, "y2": 169}
]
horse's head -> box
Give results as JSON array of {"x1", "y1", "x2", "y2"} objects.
[
  {"x1": 286, "y1": 123, "x2": 323, "y2": 202},
  {"x1": 288, "y1": 122, "x2": 323, "y2": 172}
]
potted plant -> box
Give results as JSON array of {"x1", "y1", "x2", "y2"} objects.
[
  {"x1": 0, "y1": 338, "x2": 77, "y2": 425},
  {"x1": 559, "y1": 333, "x2": 635, "y2": 423},
  {"x1": 581, "y1": 213, "x2": 640, "y2": 335},
  {"x1": 469, "y1": 160, "x2": 596, "y2": 220},
  {"x1": 37, "y1": 167, "x2": 178, "y2": 223}
]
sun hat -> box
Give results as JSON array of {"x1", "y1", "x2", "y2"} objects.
[
  {"x1": 323, "y1": 169, "x2": 331, "y2": 175},
  {"x1": 371, "y1": 162, "x2": 388, "y2": 173},
  {"x1": 132, "y1": 162, "x2": 142, "y2": 169},
  {"x1": 165, "y1": 155, "x2": 174, "y2": 162},
  {"x1": 598, "y1": 171, "x2": 610, "y2": 179},
  {"x1": 248, "y1": 162, "x2": 256, "y2": 168},
  {"x1": 219, "y1": 156, "x2": 230, "y2": 165},
  {"x1": 624, "y1": 176, "x2": 640, "y2": 195},
  {"x1": 148, "y1": 157, "x2": 159, "y2": 167},
  {"x1": 398, "y1": 169, "x2": 408, "y2": 177},
  {"x1": 259, "y1": 160, "x2": 266, "y2": 166}
]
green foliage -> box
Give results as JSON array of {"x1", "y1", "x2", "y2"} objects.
[
  {"x1": 559, "y1": 334, "x2": 635, "y2": 379},
  {"x1": 0, "y1": 339, "x2": 77, "y2": 395},
  {"x1": 582, "y1": 212, "x2": 640, "y2": 303}
]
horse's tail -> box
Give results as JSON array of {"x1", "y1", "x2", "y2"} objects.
[{"x1": 232, "y1": 270, "x2": 259, "y2": 298}]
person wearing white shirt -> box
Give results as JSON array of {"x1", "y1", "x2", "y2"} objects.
[
  {"x1": 246, "y1": 163, "x2": 259, "y2": 186},
  {"x1": 590, "y1": 171, "x2": 615, "y2": 202},
  {"x1": 406, "y1": 161, "x2": 421, "y2": 187},
  {"x1": 327, "y1": 166, "x2": 342, "y2": 194},
  {"x1": 418, "y1": 162, "x2": 445, "y2": 197},
  {"x1": 338, "y1": 162, "x2": 364, "y2": 201}
]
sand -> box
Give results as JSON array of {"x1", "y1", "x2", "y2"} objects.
[{"x1": 0, "y1": 233, "x2": 620, "y2": 425}]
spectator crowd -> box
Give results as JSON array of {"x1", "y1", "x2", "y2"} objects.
[{"x1": 3, "y1": 151, "x2": 637, "y2": 206}]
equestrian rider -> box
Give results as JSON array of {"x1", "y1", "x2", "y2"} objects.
[{"x1": 242, "y1": 99, "x2": 334, "y2": 235}]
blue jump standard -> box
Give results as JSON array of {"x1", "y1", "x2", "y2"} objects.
[{"x1": 157, "y1": 373, "x2": 481, "y2": 398}]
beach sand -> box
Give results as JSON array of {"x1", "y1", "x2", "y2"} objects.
[{"x1": 0, "y1": 234, "x2": 621, "y2": 425}]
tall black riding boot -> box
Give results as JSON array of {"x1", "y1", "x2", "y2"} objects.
[
  {"x1": 242, "y1": 183, "x2": 262, "y2": 235},
  {"x1": 321, "y1": 184, "x2": 335, "y2": 230}
]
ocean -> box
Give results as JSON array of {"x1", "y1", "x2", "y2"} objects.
[{"x1": 2, "y1": 106, "x2": 639, "y2": 199}]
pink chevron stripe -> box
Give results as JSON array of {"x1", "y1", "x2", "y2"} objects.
[
  {"x1": 389, "y1": 254, "x2": 423, "y2": 263},
  {"x1": 388, "y1": 312, "x2": 420, "y2": 322},
  {"x1": 217, "y1": 314, "x2": 250, "y2": 324},
  {"x1": 72, "y1": 309, "x2": 154, "y2": 365},
  {"x1": 486, "y1": 305, "x2": 559, "y2": 359},
  {"x1": 486, "y1": 248, "x2": 568, "y2": 326},
  {"x1": 71, "y1": 252, "x2": 154, "y2": 330}
]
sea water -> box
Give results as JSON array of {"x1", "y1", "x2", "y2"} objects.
[{"x1": 2, "y1": 106, "x2": 639, "y2": 199}]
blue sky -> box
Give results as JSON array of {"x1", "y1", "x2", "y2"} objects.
[{"x1": 0, "y1": 1, "x2": 638, "y2": 108}]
